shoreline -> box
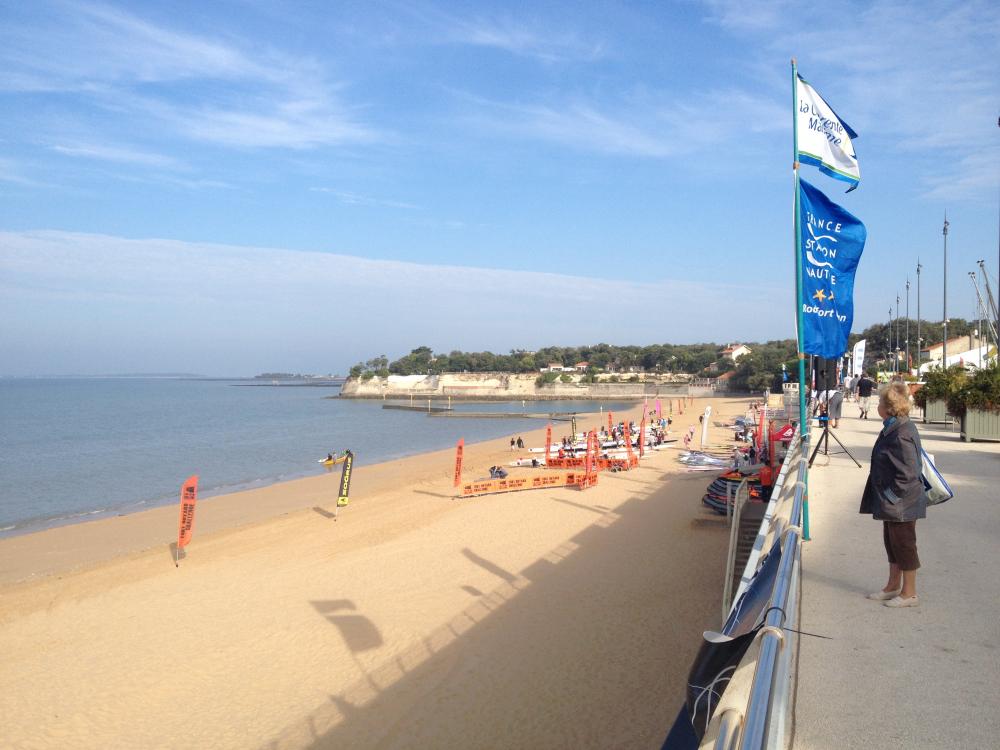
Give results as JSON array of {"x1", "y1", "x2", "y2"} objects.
[
  {"x1": 0, "y1": 397, "x2": 637, "y2": 544},
  {"x1": 0, "y1": 398, "x2": 676, "y2": 585},
  {"x1": 0, "y1": 396, "x2": 748, "y2": 749}
]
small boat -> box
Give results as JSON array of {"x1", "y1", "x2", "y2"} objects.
[{"x1": 318, "y1": 454, "x2": 348, "y2": 466}]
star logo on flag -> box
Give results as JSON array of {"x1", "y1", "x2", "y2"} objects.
[{"x1": 812, "y1": 289, "x2": 828, "y2": 302}]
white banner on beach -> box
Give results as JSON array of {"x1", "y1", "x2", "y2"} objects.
[
  {"x1": 851, "y1": 339, "x2": 866, "y2": 376},
  {"x1": 700, "y1": 406, "x2": 712, "y2": 448}
]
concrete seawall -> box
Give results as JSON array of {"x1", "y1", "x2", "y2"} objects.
[{"x1": 339, "y1": 372, "x2": 696, "y2": 400}]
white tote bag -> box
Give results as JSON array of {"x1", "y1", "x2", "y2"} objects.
[{"x1": 921, "y1": 449, "x2": 954, "y2": 506}]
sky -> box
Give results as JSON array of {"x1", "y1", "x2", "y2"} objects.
[{"x1": 1, "y1": 0, "x2": 998, "y2": 376}]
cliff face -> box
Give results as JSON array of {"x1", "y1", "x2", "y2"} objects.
[{"x1": 339, "y1": 372, "x2": 692, "y2": 400}]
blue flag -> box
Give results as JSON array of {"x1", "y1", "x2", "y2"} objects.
[{"x1": 799, "y1": 178, "x2": 866, "y2": 358}]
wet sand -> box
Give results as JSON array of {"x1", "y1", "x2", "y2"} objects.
[{"x1": 0, "y1": 396, "x2": 747, "y2": 749}]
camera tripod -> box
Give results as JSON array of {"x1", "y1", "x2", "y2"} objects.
[{"x1": 808, "y1": 414, "x2": 862, "y2": 468}]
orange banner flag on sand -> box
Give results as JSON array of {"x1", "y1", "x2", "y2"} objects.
[
  {"x1": 454, "y1": 439, "x2": 464, "y2": 487},
  {"x1": 545, "y1": 425, "x2": 552, "y2": 461},
  {"x1": 177, "y1": 475, "x2": 199, "y2": 549}
]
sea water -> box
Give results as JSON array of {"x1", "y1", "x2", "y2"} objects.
[{"x1": 0, "y1": 378, "x2": 634, "y2": 537}]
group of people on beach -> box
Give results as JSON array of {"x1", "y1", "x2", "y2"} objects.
[{"x1": 509, "y1": 436, "x2": 524, "y2": 451}]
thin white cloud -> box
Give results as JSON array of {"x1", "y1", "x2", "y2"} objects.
[
  {"x1": 448, "y1": 18, "x2": 603, "y2": 62},
  {"x1": 403, "y1": 5, "x2": 604, "y2": 62},
  {"x1": 701, "y1": 0, "x2": 797, "y2": 31},
  {"x1": 0, "y1": 157, "x2": 50, "y2": 187},
  {"x1": 461, "y1": 87, "x2": 785, "y2": 158},
  {"x1": 0, "y1": 1, "x2": 378, "y2": 151},
  {"x1": 309, "y1": 188, "x2": 419, "y2": 210},
  {"x1": 51, "y1": 143, "x2": 179, "y2": 168}
]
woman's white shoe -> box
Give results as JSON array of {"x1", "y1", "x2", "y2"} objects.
[{"x1": 866, "y1": 589, "x2": 901, "y2": 601}]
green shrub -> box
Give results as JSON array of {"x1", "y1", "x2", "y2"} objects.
[
  {"x1": 948, "y1": 363, "x2": 1000, "y2": 416},
  {"x1": 559, "y1": 373, "x2": 573, "y2": 383},
  {"x1": 535, "y1": 371, "x2": 560, "y2": 387},
  {"x1": 913, "y1": 365, "x2": 965, "y2": 408}
]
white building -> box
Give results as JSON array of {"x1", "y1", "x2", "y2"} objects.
[{"x1": 721, "y1": 344, "x2": 752, "y2": 361}]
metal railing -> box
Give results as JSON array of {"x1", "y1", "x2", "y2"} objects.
[
  {"x1": 708, "y1": 430, "x2": 810, "y2": 750},
  {"x1": 722, "y1": 477, "x2": 750, "y2": 620}
]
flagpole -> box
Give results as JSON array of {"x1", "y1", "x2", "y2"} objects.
[{"x1": 791, "y1": 59, "x2": 810, "y2": 540}]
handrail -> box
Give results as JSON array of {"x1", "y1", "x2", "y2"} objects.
[
  {"x1": 722, "y1": 477, "x2": 750, "y2": 619},
  {"x1": 737, "y1": 432, "x2": 809, "y2": 750},
  {"x1": 706, "y1": 428, "x2": 805, "y2": 750}
]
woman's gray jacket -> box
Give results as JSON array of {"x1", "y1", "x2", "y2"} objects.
[{"x1": 859, "y1": 415, "x2": 927, "y2": 522}]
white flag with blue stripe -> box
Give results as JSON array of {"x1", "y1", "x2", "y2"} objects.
[{"x1": 797, "y1": 75, "x2": 860, "y2": 190}]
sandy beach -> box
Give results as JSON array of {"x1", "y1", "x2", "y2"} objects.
[{"x1": 0, "y1": 396, "x2": 747, "y2": 749}]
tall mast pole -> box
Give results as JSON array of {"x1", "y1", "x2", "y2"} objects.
[
  {"x1": 917, "y1": 260, "x2": 922, "y2": 370},
  {"x1": 791, "y1": 59, "x2": 809, "y2": 541},
  {"x1": 943, "y1": 214, "x2": 949, "y2": 369},
  {"x1": 895, "y1": 293, "x2": 900, "y2": 370},
  {"x1": 888, "y1": 306, "x2": 893, "y2": 374},
  {"x1": 905, "y1": 279, "x2": 910, "y2": 374}
]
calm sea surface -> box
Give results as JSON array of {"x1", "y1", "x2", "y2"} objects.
[{"x1": 0, "y1": 378, "x2": 633, "y2": 537}]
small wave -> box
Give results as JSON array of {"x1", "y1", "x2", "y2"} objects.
[{"x1": 68, "y1": 508, "x2": 107, "y2": 518}]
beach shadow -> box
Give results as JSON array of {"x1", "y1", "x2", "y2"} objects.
[
  {"x1": 549, "y1": 496, "x2": 606, "y2": 515},
  {"x1": 461, "y1": 585, "x2": 484, "y2": 597},
  {"x1": 268, "y1": 441, "x2": 733, "y2": 750},
  {"x1": 312, "y1": 506, "x2": 336, "y2": 519},
  {"x1": 462, "y1": 548, "x2": 517, "y2": 584},
  {"x1": 311, "y1": 600, "x2": 383, "y2": 652},
  {"x1": 411, "y1": 489, "x2": 454, "y2": 499},
  {"x1": 168, "y1": 542, "x2": 186, "y2": 566},
  {"x1": 800, "y1": 568, "x2": 868, "y2": 597}
]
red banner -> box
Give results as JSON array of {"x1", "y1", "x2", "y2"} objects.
[
  {"x1": 454, "y1": 439, "x2": 464, "y2": 487},
  {"x1": 545, "y1": 424, "x2": 552, "y2": 461},
  {"x1": 177, "y1": 475, "x2": 199, "y2": 549},
  {"x1": 608, "y1": 412, "x2": 613, "y2": 432}
]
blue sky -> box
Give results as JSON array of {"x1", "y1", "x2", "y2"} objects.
[{"x1": 1, "y1": 0, "x2": 998, "y2": 375}]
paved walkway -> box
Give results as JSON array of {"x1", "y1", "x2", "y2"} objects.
[{"x1": 794, "y1": 405, "x2": 1000, "y2": 749}]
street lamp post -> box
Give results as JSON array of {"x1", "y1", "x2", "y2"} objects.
[
  {"x1": 888, "y1": 306, "x2": 893, "y2": 374},
  {"x1": 896, "y1": 294, "x2": 899, "y2": 369},
  {"x1": 905, "y1": 279, "x2": 910, "y2": 374},
  {"x1": 943, "y1": 215, "x2": 949, "y2": 368},
  {"x1": 916, "y1": 260, "x2": 922, "y2": 370}
]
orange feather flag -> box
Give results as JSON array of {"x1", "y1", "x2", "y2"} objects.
[{"x1": 177, "y1": 475, "x2": 199, "y2": 550}]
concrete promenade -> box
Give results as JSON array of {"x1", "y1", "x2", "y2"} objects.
[{"x1": 794, "y1": 404, "x2": 1000, "y2": 749}]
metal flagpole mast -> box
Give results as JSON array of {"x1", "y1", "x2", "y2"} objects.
[
  {"x1": 905, "y1": 279, "x2": 910, "y2": 373},
  {"x1": 943, "y1": 214, "x2": 949, "y2": 368},
  {"x1": 971, "y1": 273, "x2": 983, "y2": 368},
  {"x1": 791, "y1": 58, "x2": 810, "y2": 540},
  {"x1": 917, "y1": 260, "x2": 922, "y2": 369},
  {"x1": 892, "y1": 292, "x2": 900, "y2": 372},
  {"x1": 888, "y1": 306, "x2": 893, "y2": 374}
]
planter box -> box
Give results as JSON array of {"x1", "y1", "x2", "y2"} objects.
[
  {"x1": 961, "y1": 408, "x2": 1000, "y2": 442},
  {"x1": 923, "y1": 399, "x2": 949, "y2": 424}
]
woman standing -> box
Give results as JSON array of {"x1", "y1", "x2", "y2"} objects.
[{"x1": 859, "y1": 381, "x2": 927, "y2": 608}]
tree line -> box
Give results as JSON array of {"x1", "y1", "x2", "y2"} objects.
[{"x1": 349, "y1": 317, "x2": 974, "y2": 393}]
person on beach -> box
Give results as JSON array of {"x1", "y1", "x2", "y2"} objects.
[
  {"x1": 856, "y1": 372, "x2": 876, "y2": 419},
  {"x1": 859, "y1": 381, "x2": 926, "y2": 608},
  {"x1": 510, "y1": 437, "x2": 516, "y2": 451},
  {"x1": 516, "y1": 436, "x2": 524, "y2": 449}
]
